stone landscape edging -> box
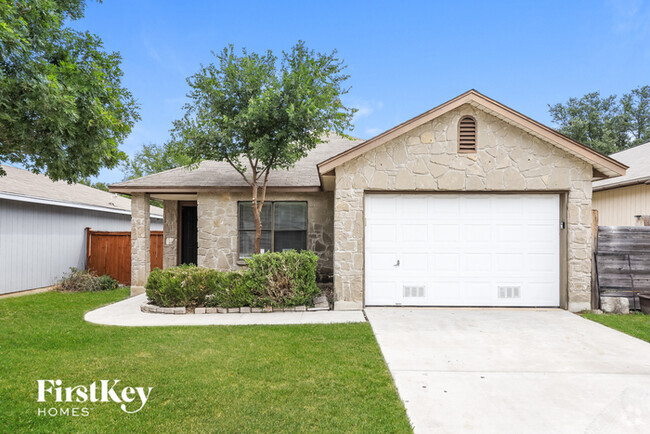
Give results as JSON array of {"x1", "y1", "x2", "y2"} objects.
[{"x1": 140, "y1": 303, "x2": 329, "y2": 315}]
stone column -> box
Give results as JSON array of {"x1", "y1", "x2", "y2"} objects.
[
  {"x1": 131, "y1": 193, "x2": 150, "y2": 296},
  {"x1": 162, "y1": 200, "x2": 178, "y2": 269}
]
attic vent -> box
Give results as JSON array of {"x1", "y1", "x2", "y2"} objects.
[
  {"x1": 403, "y1": 286, "x2": 425, "y2": 298},
  {"x1": 498, "y1": 286, "x2": 521, "y2": 299},
  {"x1": 458, "y1": 116, "x2": 477, "y2": 153}
]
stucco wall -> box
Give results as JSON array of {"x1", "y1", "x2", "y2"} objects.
[
  {"x1": 196, "y1": 191, "x2": 334, "y2": 279},
  {"x1": 334, "y1": 105, "x2": 593, "y2": 311}
]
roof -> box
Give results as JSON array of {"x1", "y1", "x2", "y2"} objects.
[
  {"x1": 318, "y1": 90, "x2": 628, "y2": 179},
  {"x1": 0, "y1": 165, "x2": 163, "y2": 217},
  {"x1": 593, "y1": 142, "x2": 650, "y2": 191},
  {"x1": 110, "y1": 133, "x2": 364, "y2": 193}
]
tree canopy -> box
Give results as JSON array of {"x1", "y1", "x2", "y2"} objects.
[
  {"x1": 122, "y1": 141, "x2": 193, "y2": 180},
  {"x1": 0, "y1": 0, "x2": 139, "y2": 182},
  {"x1": 548, "y1": 86, "x2": 650, "y2": 154},
  {"x1": 172, "y1": 42, "x2": 355, "y2": 253}
]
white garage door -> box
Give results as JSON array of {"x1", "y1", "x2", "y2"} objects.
[{"x1": 364, "y1": 194, "x2": 560, "y2": 307}]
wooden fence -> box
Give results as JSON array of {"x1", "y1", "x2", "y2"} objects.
[
  {"x1": 86, "y1": 229, "x2": 163, "y2": 285},
  {"x1": 594, "y1": 226, "x2": 650, "y2": 309}
]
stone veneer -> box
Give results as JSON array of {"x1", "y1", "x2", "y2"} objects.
[
  {"x1": 130, "y1": 192, "x2": 150, "y2": 296},
  {"x1": 162, "y1": 200, "x2": 178, "y2": 269},
  {"x1": 195, "y1": 192, "x2": 334, "y2": 279},
  {"x1": 334, "y1": 106, "x2": 593, "y2": 312}
]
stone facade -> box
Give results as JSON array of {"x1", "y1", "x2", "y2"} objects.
[
  {"x1": 162, "y1": 200, "x2": 178, "y2": 269},
  {"x1": 195, "y1": 191, "x2": 334, "y2": 279},
  {"x1": 130, "y1": 193, "x2": 150, "y2": 296},
  {"x1": 334, "y1": 106, "x2": 593, "y2": 311}
]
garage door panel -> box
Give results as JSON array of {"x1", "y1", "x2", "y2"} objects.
[{"x1": 365, "y1": 194, "x2": 560, "y2": 307}]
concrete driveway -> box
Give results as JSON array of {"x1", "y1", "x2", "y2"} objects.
[{"x1": 366, "y1": 308, "x2": 650, "y2": 433}]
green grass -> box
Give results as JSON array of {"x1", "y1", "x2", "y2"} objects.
[
  {"x1": 582, "y1": 311, "x2": 650, "y2": 343},
  {"x1": 0, "y1": 289, "x2": 411, "y2": 433}
]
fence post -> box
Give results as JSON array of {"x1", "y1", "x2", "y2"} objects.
[
  {"x1": 591, "y1": 210, "x2": 598, "y2": 310},
  {"x1": 85, "y1": 227, "x2": 92, "y2": 271}
]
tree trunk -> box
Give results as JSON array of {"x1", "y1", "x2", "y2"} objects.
[{"x1": 251, "y1": 183, "x2": 263, "y2": 254}]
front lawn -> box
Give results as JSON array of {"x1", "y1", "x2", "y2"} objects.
[
  {"x1": 582, "y1": 311, "x2": 650, "y2": 343},
  {"x1": 0, "y1": 289, "x2": 411, "y2": 432}
]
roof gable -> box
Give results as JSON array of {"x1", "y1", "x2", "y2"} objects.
[{"x1": 318, "y1": 90, "x2": 627, "y2": 179}]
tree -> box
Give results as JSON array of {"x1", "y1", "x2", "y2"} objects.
[
  {"x1": 173, "y1": 42, "x2": 355, "y2": 254},
  {"x1": 0, "y1": 0, "x2": 139, "y2": 182},
  {"x1": 548, "y1": 92, "x2": 627, "y2": 154},
  {"x1": 548, "y1": 86, "x2": 650, "y2": 154},
  {"x1": 122, "y1": 141, "x2": 193, "y2": 179},
  {"x1": 620, "y1": 85, "x2": 650, "y2": 146}
]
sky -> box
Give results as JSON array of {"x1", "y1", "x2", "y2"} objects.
[{"x1": 71, "y1": 0, "x2": 650, "y2": 184}]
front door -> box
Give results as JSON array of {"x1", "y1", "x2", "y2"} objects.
[{"x1": 180, "y1": 205, "x2": 198, "y2": 265}]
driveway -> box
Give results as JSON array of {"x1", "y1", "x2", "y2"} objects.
[{"x1": 366, "y1": 308, "x2": 650, "y2": 433}]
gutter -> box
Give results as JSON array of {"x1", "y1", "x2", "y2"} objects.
[
  {"x1": 0, "y1": 192, "x2": 163, "y2": 219},
  {"x1": 593, "y1": 177, "x2": 650, "y2": 193}
]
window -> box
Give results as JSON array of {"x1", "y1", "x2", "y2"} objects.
[
  {"x1": 238, "y1": 201, "x2": 308, "y2": 258},
  {"x1": 458, "y1": 115, "x2": 477, "y2": 153}
]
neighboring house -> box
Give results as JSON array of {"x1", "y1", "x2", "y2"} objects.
[
  {"x1": 110, "y1": 90, "x2": 626, "y2": 312},
  {"x1": 593, "y1": 142, "x2": 650, "y2": 226},
  {"x1": 0, "y1": 165, "x2": 163, "y2": 295}
]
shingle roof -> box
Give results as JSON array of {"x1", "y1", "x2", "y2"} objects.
[
  {"x1": 593, "y1": 142, "x2": 650, "y2": 191},
  {"x1": 110, "y1": 134, "x2": 363, "y2": 191},
  {"x1": 0, "y1": 165, "x2": 163, "y2": 217}
]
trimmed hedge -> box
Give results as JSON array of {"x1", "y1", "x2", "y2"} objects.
[{"x1": 145, "y1": 250, "x2": 320, "y2": 308}]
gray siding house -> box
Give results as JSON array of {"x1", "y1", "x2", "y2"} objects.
[{"x1": 0, "y1": 165, "x2": 162, "y2": 295}]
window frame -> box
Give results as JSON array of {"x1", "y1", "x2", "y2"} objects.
[
  {"x1": 457, "y1": 115, "x2": 478, "y2": 153},
  {"x1": 236, "y1": 200, "x2": 308, "y2": 260}
]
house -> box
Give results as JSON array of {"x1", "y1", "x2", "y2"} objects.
[
  {"x1": 110, "y1": 90, "x2": 626, "y2": 312},
  {"x1": 593, "y1": 142, "x2": 650, "y2": 226},
  {"x1": 0, "y1": 165, "x2": 163, "y2": 295}
]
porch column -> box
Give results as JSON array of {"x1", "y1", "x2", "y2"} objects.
[
  {"x1": 162, "y1": 200, "x2": 178, "y2": 269},
  {"x1": 131, "y1": 192, "x2": 150, "y2": 296}
]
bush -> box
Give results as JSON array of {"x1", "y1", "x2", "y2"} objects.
[
  {"x1": 145, "y1": 251, "x2": 320, "y2": 308},
  {"x1": 145, "y1": 265, "x2": 211, "y2": 308},
  {"x1": 56, "y1": 268, "x2": 119, "y2": 292},
  {"x1": 205, "y1": 271, "x2": 253, "y2": 308},
  {"x1": 246, "y1": 250, "x2": 320, "y2": 307}
]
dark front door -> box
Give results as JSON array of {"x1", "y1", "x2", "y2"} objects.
[{"x1": 181, "y1": 206, "x2": 198, "y2": 265}]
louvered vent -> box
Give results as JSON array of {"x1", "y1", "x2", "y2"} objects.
[
  {"x1": 458, "y1": 116, "x2": 477, "y2": 153},
  {"x1": 403, "y1": 286, "x2": 425, "y2": 298},
  {"x1": 498, "y1": 286, "x2": 521, "y2": 299}
]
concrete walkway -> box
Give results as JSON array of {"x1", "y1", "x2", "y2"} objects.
[
  {"x1": 366, "y1": 308, "x2": 650, "y2": 434},
  {"x1": 85, "y1": 294, "x2": 365, "y2": 326}
]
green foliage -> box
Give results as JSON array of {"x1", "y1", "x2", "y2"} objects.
[
  {"x1": 56, "y1": 268, "x2": 118, "y2": 292},
  {"x1": 246, "y1": 250, "x2": 320, "y2": 307},
  {"x1": 145, "y1": 265, "x2": 211, "y2": 308},
  {"x1": 145, "y1": 251, "x2": 320, "y2": 308},
  {"x1": 121, "y1": 141, "x2": 193, "y2": 180},
  {"x1": 172, "y1": 41, "x2": 355, "y2": 253},
  {"x1": 0, "y1": 0, "x2": 139, "y2": 182},
  {"x1": 97, "y1": 274, "x2": 119, "y2": 291},
  {"x1": 549, "y1": 86, "x2": 650, "y2": 154},
  {"x1": 205, "y1": 271, "x2": 254, "y2": 308}
]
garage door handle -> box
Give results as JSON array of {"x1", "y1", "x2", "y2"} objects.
[{"x1": 394, "y1": 260, "x2": 400, "y2": 267}]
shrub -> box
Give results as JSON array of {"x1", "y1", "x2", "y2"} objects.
[
  {"x1": 245, "y1": 250, "x2": 320, "y2": 307},
  {"x1": 205, "y1": 271, "x2": 254, "y2": 308},
  {"x1": 145, "y1": 265, "x2": 211, "y2": 308},
  {"x1": 56, "y1": 268, "x2": 119, "y2": 292},
  {"x1": 145, "y1": 251, "x2": 321, "y2": 308},
  {"x1": 97, "y1": 274, "x2": 119, "y2": 291}
]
